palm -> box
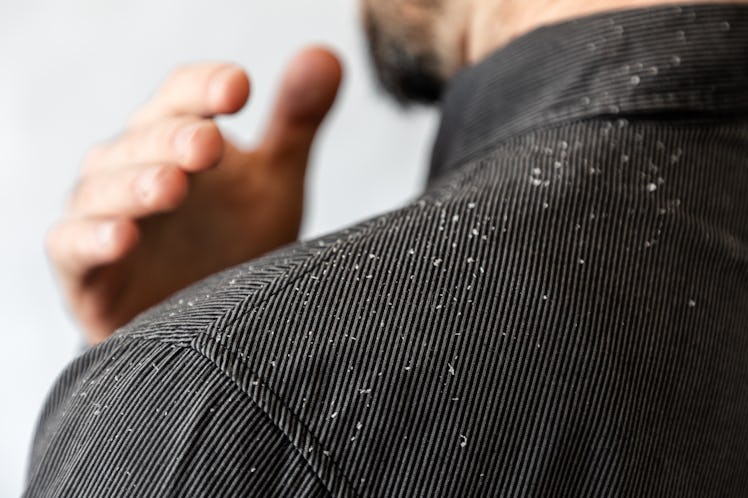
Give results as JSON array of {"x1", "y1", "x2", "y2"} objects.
[{"x1": 86, "y1": 144, "x2": 305, "y2": 331}]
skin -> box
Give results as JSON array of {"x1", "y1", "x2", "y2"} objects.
[{"x1": 48, "y1": 0, "x2": 741, "y2": 344}]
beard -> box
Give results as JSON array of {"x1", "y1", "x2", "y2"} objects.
[{"x1": 363, "y1": 5, "x2": 447, "y2": 105}]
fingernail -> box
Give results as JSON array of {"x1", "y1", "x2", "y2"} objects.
[
  {"x1": 96, "y1": 222, "x2": 117, "y2": 250},
  {"x1": 136, "y1": 167, "x2": 159, "y2": 205}
]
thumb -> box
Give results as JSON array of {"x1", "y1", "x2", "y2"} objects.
[{"x1": 260, "y1": 46, "x2": 343, "y2": 163}]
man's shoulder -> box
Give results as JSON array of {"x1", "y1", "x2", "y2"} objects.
[
  {"x1": 30, "y1": 179, "x2": 490, "y2": 497},
  {"x1": 31, "y1": 121, "x2": 748, "y2": 495},
  {"x1": 114, "y1": 166, "x2": 484, "y2": 346}
]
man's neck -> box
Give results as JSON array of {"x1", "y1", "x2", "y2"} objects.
[{"x1": 466, "y1": 0, "x2": 744, "y2": 63}]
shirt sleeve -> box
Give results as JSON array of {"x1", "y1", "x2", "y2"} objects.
[{"x1": 24, "y1": 336, "x2": 330, "y2": 498}]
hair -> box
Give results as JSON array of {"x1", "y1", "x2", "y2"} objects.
[{"x1": 362, "y1": 3, "x2": 447, "y2": 105}]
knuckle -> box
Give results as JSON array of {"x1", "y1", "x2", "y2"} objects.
[{"x1": 135, "y1": 165, "x2": 187, "y2": 211}]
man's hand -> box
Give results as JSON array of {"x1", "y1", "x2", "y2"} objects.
[{"x1": 46, "y1": 47, "x2": 343, "y2": 345}]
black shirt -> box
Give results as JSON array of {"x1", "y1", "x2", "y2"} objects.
[{"x1": 25, "y1": 4, "x2": 748, "y2": 497}]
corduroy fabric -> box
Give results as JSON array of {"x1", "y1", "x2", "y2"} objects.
[{"x1": 25, "y1": 4, "x2": 748, "y2": 497}]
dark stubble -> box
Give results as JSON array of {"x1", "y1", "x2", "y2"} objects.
[{"x1": 362, "y1": 6, "x2": 447, "y2": 105}]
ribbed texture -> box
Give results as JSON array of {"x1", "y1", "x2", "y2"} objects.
[
  {"x1": 25, "y1": 340, "x2": 331, "y2": 497},
  {"x1": 431, "y1": 4, "x2": 748, "y2": 179},
  {"x1": 25, "y1": 5, "x2": 748, "y2": 497}
]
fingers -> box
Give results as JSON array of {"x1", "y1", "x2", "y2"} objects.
[
  {"x1": 260, "y1": 46, "x2": 343, "y2": 163},
  {"x1": 129, "y1": 63, "x2": 251, "y2": 127},
  {"x1": 83, "y1": 117, "x2": 223, "y2": 174},
  {"x1": 46, "y1": 218, "x2": 139, "y2": 278},
  {"x1": 68, "y1": 164, "x2": 189, "y2": 219}
]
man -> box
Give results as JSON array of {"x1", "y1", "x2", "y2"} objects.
[{"x1": 27, "y1": 0, "x2": 747, "y2": 496}]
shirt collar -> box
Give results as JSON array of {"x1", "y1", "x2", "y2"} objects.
[{"x1": 430, "y1": 3, "x2": 748, "y2": 180}]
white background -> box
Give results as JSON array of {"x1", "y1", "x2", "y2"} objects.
[{"x1": 0, "y1": 0, "x2": 437, "y2": 495}]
